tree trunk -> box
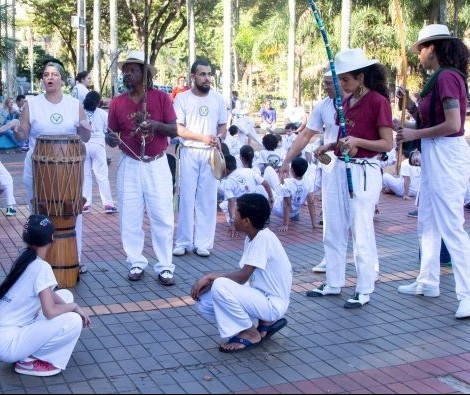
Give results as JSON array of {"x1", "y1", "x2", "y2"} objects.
[
  {"x1": 6, "y1": 0, "x2": 16, "y2": 98},
  {"x1": 93, "y1": 0, "x2": 101, "y2": 92},
  {"x1": 287, "y1": 0, "x2": 295, "y2": 102},
  {"x1": 222, "y1": 0, "x2": 231, "y2": 107},
  {"x1": 341, "y1": 0, "x2": 351, "y2": 50},
  {"x1": 110, "y1": 0, "x2": 118, "y2": 97},
  {"x1": 187, "y1": 0, "x2": 196, "y2": 73}
]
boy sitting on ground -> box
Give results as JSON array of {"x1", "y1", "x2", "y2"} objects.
[
  {"x1": 266, "y1": 156, "x2": 316, "y2": 232},
  {"x1": 219, "y1": 155, "x2": 274, "y2": 237},
  {"x1": 191, "y1": 193, "x2": 292, "y2": 353}
]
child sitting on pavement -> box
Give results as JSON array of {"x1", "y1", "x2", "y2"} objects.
[
  {"x1": 382, "y1": 149, "x2": 421, "y2": 200},
  {"x1": 191, "y1": 193, "x2": 292, "y2": 353},
  {"x1": 219, "y1": 154, "x2": 274, "y2": 237},
  {"x1": 254, "y1": 133, "x2": 286, "y2": 175},
  {"x1": 265, "y1": 157, "x2": 316, "y2": 232}
]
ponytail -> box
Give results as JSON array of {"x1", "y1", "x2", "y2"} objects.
[{"x1": 0, "y1": 248, "x2": 37, "y2": 299}]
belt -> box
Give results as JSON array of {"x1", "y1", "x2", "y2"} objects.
[
  {"x1": 338, "y1": 157, "x2": 380, "y2": 192},
  {"x1": 124, "y1": 151, "x2": 165, "y2": 162}
]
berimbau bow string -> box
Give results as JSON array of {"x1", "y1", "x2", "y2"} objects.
[
  {"x1": 307, "y1": 0, "x2": 354, "y2": 198},
  {"x1": 393, "y1": 0, "x2": 408, "y2": 175}
]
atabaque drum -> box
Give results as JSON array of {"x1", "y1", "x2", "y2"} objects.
[{"x1": 32, "y1": 134, "x2": 86, "y2": 288}]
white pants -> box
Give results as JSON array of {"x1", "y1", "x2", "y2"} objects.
[
  {"x1": 324, "y1": 158, "x2": 382, "y2": 294},
  {"x1": 23, "y1": 154, "x2": 83, "y2": 261},
  {"x1": 0, "y1": 161, "x2": 16, "y2": 206},
  {"x1": 0, "y1": 290, "x2": 82, "y2": 370},
  {"x1": 117, "y1": 154, "x2": 175, "y2": 273},
  {"x1": 175, "y1": 147, "x2": 218, "y2": 250},
  {"x1": 382, "y1": 173, "x2": 417, "y2": 197},
  {"x1": 416, "y1": 136, "x2": 470, "y2": 300},
  {"x1": 197, "y1": 277, "x2": 288, "y2": 339},
  {"x1": 83, "y1": 142, "x2": 114, "y2": 207}
]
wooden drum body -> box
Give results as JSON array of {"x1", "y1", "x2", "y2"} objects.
[{"x1": 32, "y1": 134, "x2": 85, "y2": 288}]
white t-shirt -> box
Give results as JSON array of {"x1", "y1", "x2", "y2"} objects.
[
  {"x1": 284, "y1": 105, "x2": 305, "y2": 125},
  {"x1": 239, "y1": 228, "x2": 292, "y2": 309},
  {"x1": 223, "y1": 168, "x2": 265, "y2": 200},
  {"x1": 272, "y1": 176, "x2": 313, "y2": 218},
  {"x1": 307, "y1": 97, "x2": 338, "y2": 145},
  {"x1": 173, "y1": 89, "x2": 228, "y2": 148},
  {"x1": 27, "y1": 94, "x2": 80, "y2": 154},
  {"x1": 71, "y1": 83, "x2": 89, "y2": 105},
  {"x1": 254, "y1": 148, "x2": 286, "y2": 172},
  {"x1": 86, "y1": 107, "x2": 108, "y2": 146},
  {"x1": 400, "y1": 158, "x2": 421, "y2": 195},
  {"x1": 0, "y1": 257, "x2": 57, "y2": 328}
]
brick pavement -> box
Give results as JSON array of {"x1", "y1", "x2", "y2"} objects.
[{"x1": 1, "y1": 145, "x2": 470, "y2": 394}]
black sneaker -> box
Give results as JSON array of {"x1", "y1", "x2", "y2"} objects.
[
  {"x1": 407, "y1": 209, "x2": 418, "y2": 218},
  {"x1": 344, "y1": 293, "x2": 370, "y2": 309}
]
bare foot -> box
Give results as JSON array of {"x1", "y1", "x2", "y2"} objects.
[{"x1": 219, "y1": 326, "x2": 261, "y2": 352}]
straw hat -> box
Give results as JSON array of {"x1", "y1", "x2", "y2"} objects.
[
  {"x1": 324, "y1": 48, "x2": 378, "y2": 76},
  {"x1": 117, "y1": 50, "x2": 156, "y2": 77},
  {"x1": 410, "y1": 24, "x2": 452, "y2": 53}
]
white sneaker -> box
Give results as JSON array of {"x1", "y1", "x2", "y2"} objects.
[
  {"x1": 306, "y1": 283, "x2": 341, "y2": 297},
  {"x1": 397, "y1": 282, "x2": 440, "y2": 297},
  {"x1": 172, "y1": 247, "x2": 186, "y2": 256},
  {"x1": 312, "y1": 260, "x2": 326, "y2": 273},
  {"x1": 194, "y1": 247, "x2": 210, "y2": 257},
  {"x1": 455, "y1": 298, "x2": 470, "y2": 319},
  {"x1": 344, "y1": 293, "x2": 370, "y2": 309}
]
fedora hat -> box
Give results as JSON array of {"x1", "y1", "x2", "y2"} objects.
[
  {"x1": 324, "y1": 48, "x2": 378, "y2": 76},
  {"x1": 117, "y1": 50, "x2": 157, "y2": 77},
  {"x1": 410, "y1": 24, "x2": 452, "y2": 53}
]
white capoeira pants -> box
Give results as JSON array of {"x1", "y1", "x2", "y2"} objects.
[
  {"x1": 83, "y1": 142, "x2": 114, "y2": 207},
  {"x1": 197, "y1": 277, "x2": 288, "y2": 339},
  {"x1": 324, "y1": 157, "x2": 382, "y2": 294},
  {"x1": 0, "y1": 161, "x2": 16, "y2": 206},
  {"x1": 116, "y1": 153, "x2": 175, "y2": 274},
  {"x1": 0, "y1": 289, "x2": 82, "y2": 370},
  {"x1": 175, "y1": 147, "x2": 218, "y2": 251},
  {"x1": 23, "y1": 154, "x2": 83, "y2": 262},
  {"x1": 382, "y1": 173, "x2": 417, "y2": 197},
  {"x1": 416, "y1": 136, "x2": 470, "y2": 300}
]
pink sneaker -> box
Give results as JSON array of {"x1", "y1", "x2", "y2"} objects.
[
  {"x1": 104, "y1": 205, "x2": 118, "y2": 214},
  {"x1": 15, "y1": 359, "x2": 61, "y2": 377}
]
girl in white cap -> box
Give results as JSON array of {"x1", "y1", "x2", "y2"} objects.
[
  {"x1": 396, "y1": 24, "x2": 470, "y2": 319},
  {"x1": 0, "y1": 214, "x2": 90, "y2": 377},
  {"x1": 305, "y1": 48, "x2": 393, "y2": 308}
]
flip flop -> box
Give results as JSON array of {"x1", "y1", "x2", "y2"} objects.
[
  {"x1": 257, "y1": 318, "x2": 288, "y2": 340},
  {"x1": 218, "y1": 336, "x2": 261, "y2": 353}
]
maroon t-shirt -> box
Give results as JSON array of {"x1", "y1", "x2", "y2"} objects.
[
  {"x1": 418, "y1": 69, "x2": 466, "y2": 137},
  {"x1": 334, "y1": 90, "x2": 393, "y2": 158},
  {"x1": 108, "y1": 88, "x2": 176, "y2": 157}
]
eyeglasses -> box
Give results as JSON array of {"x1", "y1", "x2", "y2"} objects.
[{"x1": 43, "y1": 72, "x2": 61, "y2": 79}]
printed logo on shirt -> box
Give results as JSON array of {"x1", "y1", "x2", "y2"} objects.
[
  {"x1": 199, "y1": 106, "x2": 209, "y2": 116},
  {"x1": 50, "y1": 113, "x2": 63, "y2": 124},
  {"x1": 267, "y1": 153, "x2": 281, "y2": 168}
]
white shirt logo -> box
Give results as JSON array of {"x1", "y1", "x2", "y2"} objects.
[
  {"x1": 199, "y1": 106, "x2": 209, "y2": 116},
  {"x1": 50, "y1": 113, "x2": 63, "y2": 124}
]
